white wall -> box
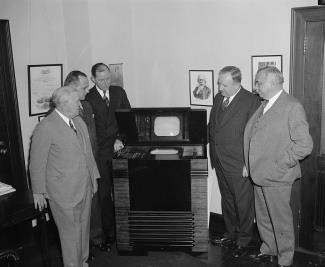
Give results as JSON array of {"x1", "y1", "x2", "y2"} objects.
[{"x1": 0, "y1": 0, "x2": 316, "y2": 213}]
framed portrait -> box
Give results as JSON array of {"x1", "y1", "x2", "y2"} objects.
[
  {"x1": 28, "y1": 64, "x2": 63, "y2": 116},
  {"x1": 109, "y1": 63, "x2": 124, "y2": 88},
  {"x1": 189, "y1": 70, "x2": 214, "y2": 106},
  {"x1": 251, "y1": 55, "x2": 282, "y2": 88}
]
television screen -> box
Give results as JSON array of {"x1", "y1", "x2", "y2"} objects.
[{"x1": 154, "y1": 116, "x2": 180, "y2": 137}]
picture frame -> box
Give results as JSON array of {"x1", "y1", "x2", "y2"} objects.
[
  {"x1": 38, "y1": 114, "x2": 46, "y2": 122},
  {"x1": 28, "y1": 64, "x2": 63, "y2": 116},
  {"x1": 109, "y1": 63, "x2": 124, "y2": 88},
  {"x1": 251, "y1": 55, "x2": 282, "y2": 89},
  {"x1": 189, "y1": 70, "x2": 214, "y2": 106}
]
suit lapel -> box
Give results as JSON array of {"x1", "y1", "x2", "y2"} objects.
[
  {"x1": 257, "y1": 91, "x2": 286, "y2": 126},
  {"x1": 212, "y1": 94, "x2": 223, "y2": 126},
  {"x1": 51, "y1": 111, "x2": 82, "y2": 149},
  {"x1": 250, "y1": 91, "x2": 287, "y2": 139},
  {"x1": 219, "y1": 88, "x2": 244, "y2": 127},
  {"x1": 94, "y1": 87, "x2": 105, "y2": 103},
  {"x1": 94, "y1": 86, "x2": 111, "y2": 111},
  {"x1": 73, "y1": 117, "x2": 87, "y2": 154},
  {"x1": 73, "y1": 117, "x2": 93, "y2": 172}
]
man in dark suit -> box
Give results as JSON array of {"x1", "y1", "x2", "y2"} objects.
[
  {"x1": 244, "y1": 66, "x2": 313, "y2": 267},
  {"x1": 64, "y1": 71, "x2": 109, "y2": 255},
  {"x1": 86, "y1": 63, "x2": 131, "y2": 246},
  {"x1": 209, "y1": 66, "x2": 260, "y2": 257},
  {"x1": 30, "y1": 86, "x2": 100, "y2": 267}
]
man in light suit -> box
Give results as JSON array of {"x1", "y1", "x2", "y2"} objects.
[
  {"x1": 244, "y1": 66, "x2": 313, "y2": 267},
  {"x1": 209, "y1": 66, "x2": 260, "y2": 257},
  {"x1": 30, "y1": 86, "x2": 100, "y2": 267},
  {"x1": 86, "y1": 63, "x2": 131, "y2": 246}
]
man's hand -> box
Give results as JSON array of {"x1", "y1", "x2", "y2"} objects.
[
  {"x1": 114, "y1": 139, "x2": 124, "y2": 152},
  {"x1": 242, "y1": 165, "x2": 248, "y2": 178},
  {"x1": 33, "y1": 193, "x2": 47, "y2": 211}
]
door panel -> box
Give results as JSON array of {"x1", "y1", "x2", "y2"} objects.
[
  {"x1": 0, "y1": 67, "x2": 13, "y2": 184},
  {"x1": 0, "y1": 20, "x2": 27, "y2": 190},
  {"x1": 290, "y1": 7, "x2": 325, "y2": 250}
]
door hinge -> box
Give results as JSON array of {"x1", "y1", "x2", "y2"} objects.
[{"x1": 303, "y1": 36, "x2": 308, "y2": 55}]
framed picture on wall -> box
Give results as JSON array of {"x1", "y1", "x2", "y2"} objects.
[
  {"x1": 38, "y1": 114, "x2": 46, "y2": 122},
  {"x1": 189, "y1": 70, "x2": 214, "y2": 106},
  {"x1": 251, "y1": 55, "x2": 282, "y2": 89},
  {"x1": 28, "y1": 64, "x2": 63, "y2": 116},
  {"x1": 109, "y1": 63, "x2": 124, "y2": 88}
]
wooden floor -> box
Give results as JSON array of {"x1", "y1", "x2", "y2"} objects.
[
  {"x1": 79, "y1": 242, "x2": 325, "y2": 267},
  {"x1": 4, "y1": 212, "x2": 324, "y2": 266},
  {"x1": 40, "y1": 215, "x2": 325, "y2": 267}
]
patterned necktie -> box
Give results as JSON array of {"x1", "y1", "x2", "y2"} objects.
[
  {"x1": 69, "y1": 119, "x2": 77, "y2": 134},
  {"x1": 103, "y1": 91, "x2": 110, "y2": 107},
  {"x1": 261, "y1": 99, "x2": 269, "y2": 116},
  {"x1": 221, "y1": 97, "x2": 230, "y2": 110}
]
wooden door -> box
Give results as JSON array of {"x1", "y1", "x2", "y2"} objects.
[
  {"x1": 290, "y1": 6, "x2": 325, "y2": 250},
  {"x1": 0, "y1": 20, "x2": 27, "y2": 190}
]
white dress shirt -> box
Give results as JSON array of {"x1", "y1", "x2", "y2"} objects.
[{"x1": 263, "y1": 90, "x2": 283, "y2": 114}]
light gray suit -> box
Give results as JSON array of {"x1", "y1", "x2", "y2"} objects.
[
  {"x1": 29, "y1": 110, "x2": 100, "y2": 267},
  {"x1": 244, "y1": 91, "x2": 313, "y2": 266}
]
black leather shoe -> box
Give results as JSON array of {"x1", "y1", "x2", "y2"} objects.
[
  {"x1": 210, "y1": 237, "x2": 234, "y2": 247},
  {"x1": 249, "y1": 252, "x2": 276, "y2": 263},
  {"x1": 94, "y1": 242, "x2": 111, "y2": 252},
  {"x1": 232, "y1": 245, "x2": 248, "y2": 258}
]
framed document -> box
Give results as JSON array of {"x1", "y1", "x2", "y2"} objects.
[
  {"x1": 251, "y1": 55, "x2": 282, "y2": 89},
  {"x1": 28, "y1": 64, "x2": 63, "y2": 116},
  {"x1": 189, "y1": 70, "x2": 214, "y2": 107},
  {"x1": 109, "y1": 63, "x2": 124, "y2": 88}
]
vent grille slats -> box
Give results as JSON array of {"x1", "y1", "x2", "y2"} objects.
[{"x1": 128, "y1": 211, "x2": 194, "y2": 247}]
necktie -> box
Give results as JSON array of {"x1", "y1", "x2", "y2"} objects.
[
  {"x1": 69, "y1": 119, "x2": 77, "y2": 134},
  {"x1": 79, "y1": 106, "x2": 84, "y2": 118},
  {"x1": 261, "y1": 99, "x2": 269, "y2": 115},
  {"x1": 221, "y1": 97, "x2": 230, "y2": 110},
  {"x1": 103, "y1": 91, "x2": 110, "y2": 107}
]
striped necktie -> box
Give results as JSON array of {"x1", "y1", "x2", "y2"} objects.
[
  {"x1": 261, "y1": 99, "x2": 269, "y2": 116},
  {"x1": 69, "y1": 119, "x2": 77, "y2": 134},
  {"x1": 103, "y1": 91, "x2": 110, "y2": 107},
  {"x1": 221, "y1": 97, "x2": 230, "y2": 110}
]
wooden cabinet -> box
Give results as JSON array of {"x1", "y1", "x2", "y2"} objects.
[{"x1": 0, "y1": 20, "x2": 27, "y2": 190}]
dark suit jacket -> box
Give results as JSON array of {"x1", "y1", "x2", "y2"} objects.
[
  {"x1": 80, "y1": 100, "x2": 98, "y2": 163},
  {"x1": 209, "y1": 87, "x2": 260, "y2": 175},
  {"x1": 85, "y1": 85, "x2": 130, "y2": 159},
  {"x1": 244, "y1": 91, "x2": 313, "y2": 186},
  {"x1": 29, "y1": 110, "x2": 100, "y2": 207}
]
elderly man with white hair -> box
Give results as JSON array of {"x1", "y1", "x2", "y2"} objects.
[
  {"x1": 30, "y1": 86, "x2": 100, "y2": 267},
  {"x1": 193, "y1": 74, "x2": 211, "y2": 100}
]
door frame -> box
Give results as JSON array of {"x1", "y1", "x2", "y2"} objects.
[
  {"x1": 0, "y1": 20, "x2": 27, "y2": 190},
  {"x1": 290, "y1": 6, "x2": 325, "y2": 250}
]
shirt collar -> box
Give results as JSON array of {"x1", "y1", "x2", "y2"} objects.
[
  {"x1": 96, "y1": 86, "x2": 109, "y2": 99},
  {"x1": 263, "y1": 90, "x2": 283, "y2": 114},
  {"x1": 224, "y1": 87, "x2": 241, "y2": 103},
  {"x1": 267, "y1": 89, "x2": 283, "y2": 107},
  {"x1": 55, "y1": 109, "x2": 72, "y2": 126}
]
